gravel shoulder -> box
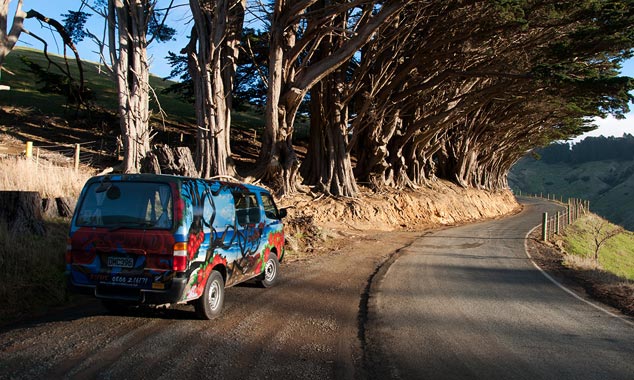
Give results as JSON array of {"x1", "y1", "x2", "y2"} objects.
[{"x1": 526, "y1": 227, "x2": 634, "y2": 318}]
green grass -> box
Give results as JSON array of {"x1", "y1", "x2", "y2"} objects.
[
  {"x1": 562, "y1": 214, "x2": 634, "y2": 280},
  {"x1": 0, "y1": 47, "x2": 198, "y2": 124}
]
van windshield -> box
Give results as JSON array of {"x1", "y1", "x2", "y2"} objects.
[{"x1": 76, "y1": 181, "x2": 173, "y2": 229}]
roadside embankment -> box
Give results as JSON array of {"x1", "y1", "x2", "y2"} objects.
[{"x1": 282, "y1": 180, "x2": 520, "y2": 232}]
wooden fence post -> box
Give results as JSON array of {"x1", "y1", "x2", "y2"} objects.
[
  {"x1": 26, "y1": 141, "x2": 33, "y2": 158},
  {"x1": 74, "y1": 144, "x2": 80, "y2": 171},
  {"x1": 556, "y1": 211, "x2": 560, "y2": 235},
  {"x1": 542, "y1": 212, "x2": 548, "y2": 241}
]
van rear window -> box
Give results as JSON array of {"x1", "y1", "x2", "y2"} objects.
[{"x1": 76, "y1": 182, "x2": 173, "y2": 229}]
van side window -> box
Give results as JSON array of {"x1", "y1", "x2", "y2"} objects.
[
  {"x1": 233, "y1": 192, "x2": 261, "y2": 226},
  {"x1": 261, "y1": 193, "x2": 280, "y2": 219}
]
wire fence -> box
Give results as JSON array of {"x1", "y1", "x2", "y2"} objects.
[
  {"x1": 13, "y1": 140, "x2": 116, "y2": 170},
  {"x1": 517, "y1": 191, "x2": 590, "y2": 241}
]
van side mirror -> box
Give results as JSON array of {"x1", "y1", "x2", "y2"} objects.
[{"x1": 279, "y1": 208, "x2": 288, "y2": 219}]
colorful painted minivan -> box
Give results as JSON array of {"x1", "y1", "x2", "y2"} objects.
[{"x1": 66, "y1": 174, "x2": 286, "y2": 319}]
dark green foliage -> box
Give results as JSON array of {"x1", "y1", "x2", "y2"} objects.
[
  {"x1": 538, "y1": 143, "x2": 572, "y2": 164},
  {"x1": 148, "y1": 10, "x2": 176, "y2": 42},
  {"x1": 162, "y1": 52, "x2": 193, "y2": 102},
  {"x1": 162, "y1": 28, "x2": 270, "y2": 109},
  {"x1": 517, "y1": 0, "x2": 634, "y2": 142},
  {"x1": 234, "y1": 29, "x2": 269, "y2": 108},
  {"x1": 600, "y1": 165, "x2": 634, "y2": 187},
  {"x1": 571, "y1": 135, "x2": 634, "y2": 162},
  {"x1": 19, "y1": 56, "x2": 93, "y2": 104},
  {"x1": 529, "y1": 135, "x2": 634, "y2": 165},
  {"x1": 6, "y1": 1, "x2": 634, "y2": 195},
  {"x1": 493, "y1": 0, "x2": 528, "y2": 24},
  {"x1": 61, "y1": 11, "x2": 91, "y2": 44}
]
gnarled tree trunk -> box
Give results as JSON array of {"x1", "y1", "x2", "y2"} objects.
[
  {"x1": 259, "y1": 0, "x2": 406, "y2": 195},
  {"x1": 109, "y1": 0, "x2": 152, "y2": 174},
  {"x1": 302, "y1": 73, "x2": 358, "y2": 197},
  {"x1": 186, "y1": 0, "x2": 245, "y2": 178}
]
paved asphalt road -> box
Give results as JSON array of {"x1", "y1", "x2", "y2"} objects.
[{"x1": 365, "y1": 198, "x2": 634, "y2": 380}]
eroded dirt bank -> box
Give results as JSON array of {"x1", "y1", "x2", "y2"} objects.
[{"x1": 282, "y1": 181, "x2": 520, "y2": 232}]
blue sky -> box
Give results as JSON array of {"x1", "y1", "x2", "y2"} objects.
[
  {"x1": 13, "y1": 0, "x2": 191, "y2": 77},
  {"x1": 7, "y1": 0, "x2": 634, "y2": 140}
]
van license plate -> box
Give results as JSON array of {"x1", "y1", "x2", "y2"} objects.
[{"x1": 107, "y1": 256, "x2": 134, "y2": 268}]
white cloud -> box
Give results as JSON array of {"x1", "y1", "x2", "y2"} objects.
[
  {"x1": 569, "y1": 115, "x2": 632, "y2": 143},
  {"x1": 590, "y1": 114, "x2": 633, "y2": 137}
]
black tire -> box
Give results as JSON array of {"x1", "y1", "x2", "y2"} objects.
[
  {"x1": 195, "y1": 270, "x2": 225, "y2": 320},
  {"x1": 258, "y1": 253, "x2": 280, "y2": 288}
]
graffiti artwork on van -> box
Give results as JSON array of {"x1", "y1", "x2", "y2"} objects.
[
  {"x1": 179, "y1": 180, "x2": 284, "y2": 301},
  {"x1": 259, "y1": 231, "x2": 284, "y2": 271}
]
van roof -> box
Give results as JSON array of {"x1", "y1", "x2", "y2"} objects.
[{"x1": 85, "y1": 173, "x2": 269, "y2": 194}]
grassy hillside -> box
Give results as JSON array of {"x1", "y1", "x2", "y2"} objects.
[
  {"x1": 0, "y1": 47, "x2": 187, "y2": 120},
  {"x1": 0, "y1": 47, "x2": 272, "y2": 131},
  {"x1": 509, "y1": 156, "x2": 634, "y2": 230},
  {"x1": 562, "y1": 214, "x2": 634, "y2": 280}
]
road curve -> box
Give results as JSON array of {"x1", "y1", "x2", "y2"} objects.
[{"x1": 365, "y1": 198, "x2": 634, "y2": 380}]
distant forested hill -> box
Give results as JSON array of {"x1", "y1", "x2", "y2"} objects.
[{"x1": 509, "y1": 135, "x2": 634, "y2": 230}]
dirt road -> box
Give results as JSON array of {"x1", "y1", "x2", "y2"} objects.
[{"x1": 0, "y1": 230, "x2": 420, "y2": 380}]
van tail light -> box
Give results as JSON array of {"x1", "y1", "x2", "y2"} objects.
[
  {"x1": 65, "y1": 238, "x2": 72, "y2": 264},
  {"x1": 173, "y1": 242, "x2": 188, "y2": 271}
]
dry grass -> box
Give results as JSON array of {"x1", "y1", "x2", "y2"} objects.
[
  {"x1": 562, "y1": 253, "x2": 601, "y2": 272},
  {"x1": 0, "y1": 156, "x2": 94, "y2": 198},
  {"x1": 0, "y1": 156, "x2": 95, "y2": 322}
]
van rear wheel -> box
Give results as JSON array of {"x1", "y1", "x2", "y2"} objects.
[
  {"x1": 195, "y1": 270, "x2": 225, "y2": 320},
  {"x1": 258, "y1": 254, "x2": 280, "y2": 288}
]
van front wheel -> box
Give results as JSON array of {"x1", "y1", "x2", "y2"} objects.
[{"x1": 195, "y1": 270, "x2": 225, "y2": 320}]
